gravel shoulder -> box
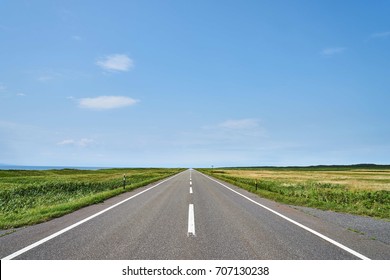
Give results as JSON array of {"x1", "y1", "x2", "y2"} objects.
[{"x1": 292, "y1": 205, "x2": 390, "y2": 245}]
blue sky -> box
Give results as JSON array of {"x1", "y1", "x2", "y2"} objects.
[{"x1": 1, "y1": 0, "x2": 389, "y2": 167}]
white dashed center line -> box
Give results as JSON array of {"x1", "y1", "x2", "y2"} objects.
[{"x1": 188, "y1": 204, "x2": 195, "y2": 237}]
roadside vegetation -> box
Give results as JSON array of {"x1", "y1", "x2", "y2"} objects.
[
  {"x1": 198, "y1": 165, "x2": 390, "y2": 220},
  {"x1": 0, "y1": 168, "x2": 184, "y2": 229}
]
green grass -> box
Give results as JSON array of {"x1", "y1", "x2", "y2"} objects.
[
  {"x1": 198, "y1": 166, "x2": 390, "y2": 220},
  {"x1": 0, "y1": 168, "x2": 184, "y2": 229}
]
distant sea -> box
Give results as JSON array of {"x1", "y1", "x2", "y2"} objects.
[{"x1": 0, "y1": 165, "x2": 105, "y2": 170}]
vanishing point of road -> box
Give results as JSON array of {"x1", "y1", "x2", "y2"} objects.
[{"x1": 1, "y1": 169, "x2": 389, "y2": 259}]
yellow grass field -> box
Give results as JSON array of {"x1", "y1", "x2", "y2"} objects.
[
  {"x1": 216, "y1": 169, "x2": 390, "y2": 191},
  {"x1": 200, "y1": 166, "x2": 390, "y2": 219}
]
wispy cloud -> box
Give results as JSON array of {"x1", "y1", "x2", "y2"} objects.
[
  {"x1": 0, "y1": 84, "x2": 25, "y2": 97},
  {"x1": 37, "y1": 75, "x2": 54, "y2": 82},
  {"x1": 96, "y1": 54, "x2": 134, "y2": 72},
  {"x1": 171, "y1": 118, "x2": 267, "y2": 160},
  {"x1": 218, "y1": 118, "x2": 260, "y2": 129},
  {"x1": 78, "y1": 96, "x2": 138, "y2": 110},
  {"x1": 36, "y1": 70, "x2": 64, "y2": 82},
  {"x1": 35, "y1": 69, "x2": 91, "y2": 82},
  {"x1": 203, "y1": 118, "x2": 265, "y2": 138},
  {"x1": 57, "y1": 138, "x2": 94, "y2": 147},
  {"x1": 321, "y1": 47, "x2": 346, "y2": 56},
  {"x1": 371, "y1": 31, "x2": 390, "y2": 39}
]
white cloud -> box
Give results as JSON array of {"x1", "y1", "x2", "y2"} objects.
[
  {"x1": 96, "y1": 54, "x2": 134, "y2": 72},
  {"x1": 78, "y1": 96, "x2": 138, "y2": 110},
  {"x1": 36, "y1": 71, "x2": 64, "y2": 82},
  {"x1": 0, "y1": 84, "x2": 26, "y2": 96},
  {"x1": 57, "y1": 139, "x2": 76, "y2": 145},
  {"x1": 57, "y1": 138, "x2": 94, "y2": 147},
  {"x1": 371, "y1": 31, "x2": 390, "y2": 38},
  {"x1": 35, "y1": 70, "x2": 91, "y2": 82},
  {"x1": 321, "y1": 47, "x2": 346, "y2": 56},
  {"x1": 37, "y1": 75, "x2": 54, "y2": 82},
  {"x1": 78, "y1": 138, "x2": 94, "y2": 147},
  {"x1": 219, "y1": 119, "x2": 260, "y2": 129}
]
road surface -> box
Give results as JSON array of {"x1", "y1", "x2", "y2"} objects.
[{"x1": 1, "y1": 169, "x2": 389, "y2": 259}]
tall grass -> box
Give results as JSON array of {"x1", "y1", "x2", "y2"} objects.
[
  {"x1": 0, "y1": 168, "x2": 184, "y2": 229},
  {"x1": 199, "y1": 168, "x2": 390, "y2": 219}
]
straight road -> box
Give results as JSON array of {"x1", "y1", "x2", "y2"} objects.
[{"x1": 1, "y1": 169, "x2": 389, "y2": 259}]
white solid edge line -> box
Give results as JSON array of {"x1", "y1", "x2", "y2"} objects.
[
  {"x1": 188, "y1": 204, "x2": 195, "y2": 236},
  {"x1": 199, "y1": 172, "x2": 371, "y2": 260},
  {"x1": 2, "y1": 172, "x2": 184, "y2": 260},
  {"x1": 190, "y1": 187, "x2": 193, "y2": 194}
]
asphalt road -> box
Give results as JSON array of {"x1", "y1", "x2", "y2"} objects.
[{"x1": 1, "y1": 169, "x2": 389, "y2": 260}]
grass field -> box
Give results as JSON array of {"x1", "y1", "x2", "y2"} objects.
[
  {"x1": 198, "y1": 165, "x2": 390, "y2": 220},
  {"x1": 0, "y1": 168, "x2": 184, "y2": 229}
]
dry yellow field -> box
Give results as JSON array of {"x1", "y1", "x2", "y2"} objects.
[
  {"x1": 201, "y1": 167, "x2": 390, "y2": 219},
  {"x1": 214, "y1": 169, "x2": 390, "y2": 191}
]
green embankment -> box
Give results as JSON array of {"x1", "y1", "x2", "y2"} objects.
[{"x1": 0, "y1": 168, "x2": 184, "y2": 229}]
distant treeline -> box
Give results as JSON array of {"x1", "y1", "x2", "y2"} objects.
[{"x1": 213, "y1": 164, "x2": 390, "y2": 171}]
